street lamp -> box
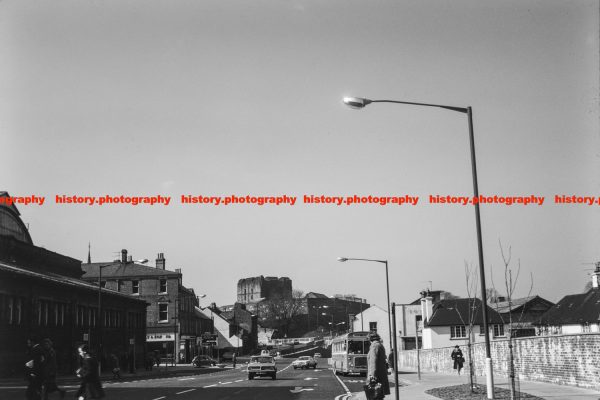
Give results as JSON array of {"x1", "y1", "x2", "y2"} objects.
[
  {"x1": 97, "y1": 258, "x2": 148, "y2": 371},
  {"x1": 337, "y1": 257, "x2": 393, "y2": 356},
  {"x1": 342, "y1": 96, "x2": 494, "y2": 399},
  {"x1": 321, "y1": 312, "x2": 333, "y2": 337}
]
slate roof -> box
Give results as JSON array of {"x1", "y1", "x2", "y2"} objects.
[
  {"x1": 305, "y1": 292, "x2": 329, "y2": 299},
  {"x1": 82, "y1": 262, "x2": 180, "y2": 279},
  {"x1": 536, "y1": 289, "x2": 600, "y2": 325},
  {"x1": 0, "y1": 261, "x2": 147, "y2": 304},
  {"x1": 492, "y1": 295, "x2": 554, "y2": 315},
  {"x1": 426, "y1": 298, "x2": 504, "y2": 327}
]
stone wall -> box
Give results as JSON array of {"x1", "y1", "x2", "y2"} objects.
[{"x1": 397, "y1": 333, "x2": 600, "y2": 390}]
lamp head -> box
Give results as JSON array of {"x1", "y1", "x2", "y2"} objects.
[
  {"x1": 343, "y1": 97, "x2": 372, "y2": 109},
  {"x1": 337, "y1": 257, "x2": 348, "y2": 262}
]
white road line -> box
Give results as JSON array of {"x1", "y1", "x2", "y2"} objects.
[
  {"x1": 221, "y1": 381, "x2": 233, "y2": 385},
  {"x1": 175, "y1": 389, "x2": 196, "y2": 394},
  {"x1": 203, "y1": 384, "x2": 217, "y2": 388},
  {"x1": 152, "y1": 397, "x2": 166, "y2": 400},
  {"x1": 235, "y1": 379, "x2": 244, "y2": 382},
  {"x1": 332, "y1": 370, "x2": 352, "y2": 396},
  {"x1": 178, "y1": 377, "x2": 195, "y2": 381}
]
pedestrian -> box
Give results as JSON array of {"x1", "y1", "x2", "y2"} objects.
[
  {"x1": 109, "y1": 353, "x2": 121, "y2": 380},
  {"x1": 232, "y1": 353, "x2": 236, "y2": 368},
  {"x1": 451, "y1": 345, "x2": 464, "y2": 375},
  {"x1": 145, "y1": 352, "x2": 154, "y2": 371},
  {"x1": 25, "y1": 337, "x2": 45, "y2": 400},
  {"x1": 75, "y1": 344, "x2": 105, "y2": 400},
  {"x1": 365, "y1": 332, "x2": 390, "y2": 400},
  {"x1": 41, "y1": 338, "x2": 66, "y2": 399},
  {"x1": 388, "y1": 349, "x2": 395, "y2": 371}
]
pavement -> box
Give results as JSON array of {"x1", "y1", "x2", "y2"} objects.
[{"x1": 350, "y1": 368, "x2": 600, "y2": 400}]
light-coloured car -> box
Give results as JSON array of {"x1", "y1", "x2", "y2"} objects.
[
  {"x1": 292, "y1": 356, "x2": 317, "y2": 369},
  {"x1": 247, "y1": 355, "x2": 277, "y2": 380}
]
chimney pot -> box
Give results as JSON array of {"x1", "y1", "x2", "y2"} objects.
[
  {"x1": 121, "y1": 249, "x2": 128, "y2": 263},
  {"x1": 156, "y1": 253, "x2": 166, "y2": 270}
]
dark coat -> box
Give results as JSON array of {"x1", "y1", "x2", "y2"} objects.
[
  {"x1": 451, "y1": 348, "x2": 464, "y2": 370},
  {"x1": 367, "y1": 340, "x2": 391, "y2": 397}
]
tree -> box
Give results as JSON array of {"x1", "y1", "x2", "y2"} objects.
[
  {"x1": 259, "y1": 290, "x2": 305, "y2": 335},
  {"x1": 491, "y1": 240, "x2": 534, "y2": 400}
]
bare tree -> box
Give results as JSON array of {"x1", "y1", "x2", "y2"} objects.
[
  {"x1": 259, "y1": 290, "x2": 305, "y2": 335},
  {"x1": 491, "y1": 240, "x2": 534, "y2": 400},
  {"x1": 454, "y1": 261, "x2": 479, "y2": 392}
]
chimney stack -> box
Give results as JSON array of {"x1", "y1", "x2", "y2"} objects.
[
  {"x1": 121, "y1": 249, "x2": 128, "y2": 263},
  {"x1": 156, "y1": 253, "x2": 166, "y2": 270},
  {"x1": 592, "y1": 262, "x2": 600, "y2": 289}
]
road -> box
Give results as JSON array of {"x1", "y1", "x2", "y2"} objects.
[{"x1": 0, "y1": 359, "x2": 369, "y2": 400}]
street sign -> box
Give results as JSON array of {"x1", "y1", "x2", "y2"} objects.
[{"x1": 202, "y1": 333, "x2": 218, "y2": 344}]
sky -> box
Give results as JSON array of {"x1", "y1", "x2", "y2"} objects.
[{"x1": 2, "y1": 0, "x2": 599, "y2": 309}]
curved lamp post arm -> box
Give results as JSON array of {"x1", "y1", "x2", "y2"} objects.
[{"x1": 343, "y1": 97, "x2": 467, "y2": 113}]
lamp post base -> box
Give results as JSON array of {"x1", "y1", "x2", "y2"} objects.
[{"x1": 485, "y1": 357, "x2": 495, "y2": 399}]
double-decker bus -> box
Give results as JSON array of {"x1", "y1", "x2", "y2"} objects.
[{"x1": 331, "y1": 331, "x2": 370, "y2": 376}]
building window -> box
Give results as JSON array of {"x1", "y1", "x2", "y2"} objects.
[
  {"x1": 159, "y1": 303, "x2": 168, "y2": 322},
  {"x1": 451, "y1": 325, "x2": 467, "y2": 338},
  {"x1": 132, "y1": 280, "x2": 139, "y2": 294},
  {"x1": 369, "y1": 322, "x2": 377, "y2": 333},
  {"x1": 159, "y1": 279, "x2": 167, "y2": 294},
  {"x1": 117, "y1": 280, "x2": 122, "y2": 292},
  {"x1": 493, "y1": 324, "x2": 505, "y2": 337}
]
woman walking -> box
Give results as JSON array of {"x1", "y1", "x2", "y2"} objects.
[
  {"x1": 75, "y1": 344, "x2": 104, "y2": 400},
  {"x1": 451, "y1": 345, "x2": 464, "y2": 375}
]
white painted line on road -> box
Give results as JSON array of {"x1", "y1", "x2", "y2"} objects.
[
  {"x1": 304, "y1": 377, "x2": 318, "y2": 380},
  {"x1": 175, "y1": 389, "x2": 196, "y2": 395},
  {"x1": 178, "y1": 377, "x2": 196, "y2": 381},
  {"x1": 203, "y1": 384, "x2": 217, "y2": 388},
  {"x1": 332, "y1": 370, "x2": 352, "y2": 396},
  {"x1": 235, "y1": 379, "x2": 244, "y2": 382},
  {"x1": 152, "y1": 397, "x2": 166, "y2": 400}
]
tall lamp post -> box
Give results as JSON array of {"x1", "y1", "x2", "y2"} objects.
[
  {"x1": 337, "y1": 257, "x2": 393, "y2": 356},
  {"x1": 342, "y1": 96, "x2": 494, "y2": 399},
  {"x1": 97, "y1": 258, "x2": 147, "y2": 371}
]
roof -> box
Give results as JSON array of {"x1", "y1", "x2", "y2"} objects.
[
  {"x1": 0, "y1": 260, "x2": 147, "y2": 304},
  {"x1": 305, "y1": 292, "x2": 329, "y2": 299},
  {"x1": 536, "y1": 289, "x2": 600, "y2": 325},
  {"x1": 427, "y1": 298, "x2": 504, "y2": 327},
  {"x1": 492, "y1": 295, "x2": 554, "y2": 315},
  {"x1": 82, "y1": 262, "x2": 180, "y2": 279}
]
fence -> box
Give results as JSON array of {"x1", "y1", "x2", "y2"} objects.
[{"x1": 397, "y1": 333, "x2": 600, "y2": 390}]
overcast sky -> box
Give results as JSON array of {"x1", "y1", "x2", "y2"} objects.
[{"x1": 2, "y1": 0, "x2": 599, "y2": 308}]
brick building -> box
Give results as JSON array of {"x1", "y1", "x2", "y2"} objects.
[
  {"x1": 82, "y1": 251, "x2": 210, "y2": 363},
  {"x1": 0, "y1": 192, "x2": 147, "y2": 377}
]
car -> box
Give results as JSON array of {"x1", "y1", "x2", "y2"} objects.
[
  {"x1": 292, "y1": 356, "x2": 317, "y2": 369},
  {"x1": 313, "y1": 353, "x2": 322, "y2": 358},
  {"x1": 247, "y1": 355, "x2": 277, "y2": 380},
  {"x1": 221, "y1": 351, "x2": 234, "y2": 360},
  {"x1": 191, "y1": 355, "x2": 217, "y2": 367}
]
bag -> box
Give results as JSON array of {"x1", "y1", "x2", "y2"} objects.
[{"x1": 363, "y1": 382, "x2": 383, "y2": 400}]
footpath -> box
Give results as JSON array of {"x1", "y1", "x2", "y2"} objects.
[
  {"x1": 0, "y1": 363, "x2": 236, "y2": 388},
  {"x1": 350, "y1": 368, "x2": 600, "y2": 400}
]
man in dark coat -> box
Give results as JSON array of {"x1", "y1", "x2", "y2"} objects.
[{"x1": 366, "y1": 332, "x2": 391, "y2": 399}]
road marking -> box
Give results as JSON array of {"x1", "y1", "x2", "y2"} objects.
[
  {"x1": 235, "y1": 379, "x2": 244, "y2": 382},
  {"x1": 289, "y1": 387, "x2": 315, "y2": 393},
  {"x1": 152, "y1": 397, "x2": 166, "y2": 400},
  {"x1": 334, "y1": 395, "x2": 350, "y2": 400},
  {"x1": 304, "y1": 377, "x2": 318, "y2": 380},
  {"x1": 332, "y1": 370, "x2": 352, "y2": 396},
  {"x1": 178, "y1": 377, "x2": 195, "y2": 381},
  {"x1": 176, "y1": 389, "x2": 196, "y2": 394},
  {"x1": 203, "y1": 384, "x2": 217, "y2": 388},
  {"x1": 221, "y1": 381, "x2": 233, "y2": 385}
]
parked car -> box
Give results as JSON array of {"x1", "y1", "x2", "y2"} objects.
[
  {"x1": 247, "y1": 355, "x2": 277, "y2": 380},
  {"x1": 192, "y1": 355, "x2": 217, "y2": 367},
  {"x1": 221, "y1": 351, "x2": 234, "y2": 360},
  {"x1": 292, "y1": 356, "x2": 317, "y2": 369},
  {"x1": 313, "y1": 353, "x2": 322, "y2": 358}
]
